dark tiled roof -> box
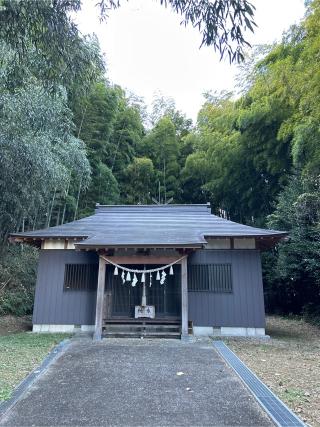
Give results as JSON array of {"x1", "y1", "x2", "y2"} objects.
[{"x1": 11, "y1": 204, "x2": 287, "y2": 247}]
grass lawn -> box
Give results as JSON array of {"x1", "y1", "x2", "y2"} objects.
[
  {"x1": 0, "y1": 317, "x2": 69, "y2": 401},
  {"x1": 226, "y1": 316, "x2": 320, "y2": 427}
]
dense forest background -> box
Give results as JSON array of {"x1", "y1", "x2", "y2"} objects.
[{"x1": 0, "y1": 0, "x2": 319, "y2": 323}]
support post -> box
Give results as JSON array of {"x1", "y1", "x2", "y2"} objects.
[
  {"x1": 93, "y1": 256, "x2": 106, "y2": 340},
  {"x1": 181, "y1": 256, "x2": 188, "y2": 340}
]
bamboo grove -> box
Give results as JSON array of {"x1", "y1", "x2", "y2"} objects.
[{"x1": 0, "y1": 0, "x2": 319, "y2": 321}]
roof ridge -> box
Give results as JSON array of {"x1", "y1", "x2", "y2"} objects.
[
  {"x1": 94, "y1": 203, "x2": 212, "y2": 215},
  {"x1": 95, "y1": 203, "x2": 210, "y2": 208}
]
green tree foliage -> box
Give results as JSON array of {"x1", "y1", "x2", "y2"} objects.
[
  {"x1": 0, "y1": 83, "x2": 90, "y2": 239},
  {"x1": 264, "y1": 176, "x2": 320, "y2": 320},
  {"x1": 74, "y1": 82, "x2": 119, "y2": 159},
  {"x1": 181, "y1": 1, "x2": 320, "y2": 319},
  {"x1": 195, "y1": 79, "x2": 293, "y2": 221},
  {"x1": 0, "y1": 0, "x2": 257, "y2": 316},
  {"x1": 0, "y1": 0, "x2": 104, "y2": 94},
  {"x1": 249, "y1": 3, "x2": 320, "y2": 320},
  {"x1": 180, "y1": 150, "x2": 209, "y2": 203},
  {"x1": 69, "y1": 82, "x2": 121, "y2": 218},
  {"x1": 70, "y1": 82, "x2": 144, "y2": 217},
  {"x1": 145, "y1": 94, "x2": 193, "y2": 202},
  {"x1": 150, "y1": 93, "x2": 193, "y2": 137},
  {"x1": 0, "y1": 246, "x2": 38, "y2": 316},
  {"x1": 123, "y1": 157, "x2": 155, "y2": 204},
  {"x1": 80, "y1": 162, "x2": 120, "y2": 217},
  {"x1": 142, "y1": 117, "x2": 180, "y2": 202},
  {"x1": 109, "y1": 100, "x2": 144, "y2": 178},
  {"x1": 2, "y1": 0, "x2": 320, "y2": 323},
  {"x1": 0, "y1": 1, "x2": 103, "y2": 314}
]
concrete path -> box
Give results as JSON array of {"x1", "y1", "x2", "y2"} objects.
[{"x1": 0, "y1": 338, "x2": 273, "y2": 426}]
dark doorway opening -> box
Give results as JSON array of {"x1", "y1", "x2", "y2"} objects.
[{"x1": 104, "y1": 264, "x2": 181, "y2": 319}]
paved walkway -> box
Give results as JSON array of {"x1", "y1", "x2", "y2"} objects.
[{"x1": 0, "y1": 338, "x2": 273, "y2": 426}]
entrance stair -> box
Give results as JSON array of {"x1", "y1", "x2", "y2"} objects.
[{"x1": 102, "y1": 319, "x2": 181, "y2": 339}]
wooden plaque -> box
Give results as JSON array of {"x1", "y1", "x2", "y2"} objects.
[{"x1": 135, "y1": 305, "x2": 155, "y2": 319}]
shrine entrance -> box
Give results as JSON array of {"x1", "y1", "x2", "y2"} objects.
[
  {"x1": 104, "y1": 264, "x2": 181, "y2": 320},
  {"x1": 94, "y1": 253, "x2": 189, "y2": 341}
]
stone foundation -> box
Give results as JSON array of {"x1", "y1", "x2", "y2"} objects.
[
  {"x1": 33, "y1": 324, "x2": 95, "y2": 333},
  {"x1": 193, "y1": 326, "x2": 266, "y2": 337}
]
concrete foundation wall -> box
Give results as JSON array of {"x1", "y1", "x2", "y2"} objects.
[
  {"x1": 193, "y1": 326, "x2": 266, "y2": 337},
  {"x1": 33, "y1": 324, "x2": 95, "y2": 333}
]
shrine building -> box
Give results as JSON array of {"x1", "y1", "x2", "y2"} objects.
[{"x1": 10, "y1": 204, "x2": 287, "y2": 340}]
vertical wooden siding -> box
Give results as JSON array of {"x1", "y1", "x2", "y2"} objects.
[
  {"x1": 33, "y1": 249, "x2": 265, "y2": 328},
  {"x1": 33, "y1": 250, "x2": 98, "y2": 325},
  {"x1": 188, "y1": 250, "x2": 265, "y2": 328}
]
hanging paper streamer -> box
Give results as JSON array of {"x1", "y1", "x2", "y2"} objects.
[
  {"x1": 101, "y1": 255, "x2": 186, "y2": 287},
  {"x1": 160, "y1": 270, "x2": 167, "y2": 285},
  {"x1": 132, "y1": 273, "x2": 138, "y2": 287}
]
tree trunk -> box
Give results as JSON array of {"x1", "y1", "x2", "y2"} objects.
[
  {"x1": 61, "y1": 175, "x2": 71, "y2": 225},
  {"x1": 47, "y1": 188, "x2": 57, "y2": 228},
  {"x1": 73, "y1": 177, "x2": 82, "y2": 221}
]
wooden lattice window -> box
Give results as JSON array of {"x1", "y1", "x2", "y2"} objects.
[
  {"x1": 188, "y1": 264, "x2": 232, "y2": 293},
  {"x1": 63, "y1": 264, "x2": 98, "y2": 291}
]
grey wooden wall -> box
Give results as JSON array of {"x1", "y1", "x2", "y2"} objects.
[
  {"x1": 188, "y1": 250, "x2": 265, "y2": 328},
  {"x1": 33, "y1": 250, "x2": 98, "y2": 325},
  {"x1": 33, "y1": 249, "x2": 265, "y2": 328}
]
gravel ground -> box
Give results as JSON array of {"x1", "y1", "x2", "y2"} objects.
[{"x1": 226, "y1": 316, "x2": 320, "y2": 427}]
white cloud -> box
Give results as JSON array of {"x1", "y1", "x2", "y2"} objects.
[{"x1": 77, "y1": 0, "x2": 305, "y2": 121}]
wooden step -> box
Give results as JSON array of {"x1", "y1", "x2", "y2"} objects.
[
  {"x1": 103, "y1": 324, "x2": 180, "y2": 330},
  {"x1": 103, "y1": 331, "x2": 181, "y2": 339},
  {"x1": 102, "y1": 320, "x2": 181, "y2": 339},
  {"x1": 103, "y1": 318, "x2": 181, "y2": 325},
  {"x1": 103, "y1": 327, "x2": 181, "y2": 334}
]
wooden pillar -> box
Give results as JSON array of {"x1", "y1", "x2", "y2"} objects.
[
  {"x1": 181, "y1": 256, "x2": 188, "y2": 339},
  {"x1": 93, "y1": 256, "x2": 106, "y2": 341}
]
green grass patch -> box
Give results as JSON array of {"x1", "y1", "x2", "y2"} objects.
[
  {"x1": 0, "y1": 333, "x2": 69, "y2": 401},
  {"x1": 279, "y1": 388, "x2": 307, "y2": 404}
]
